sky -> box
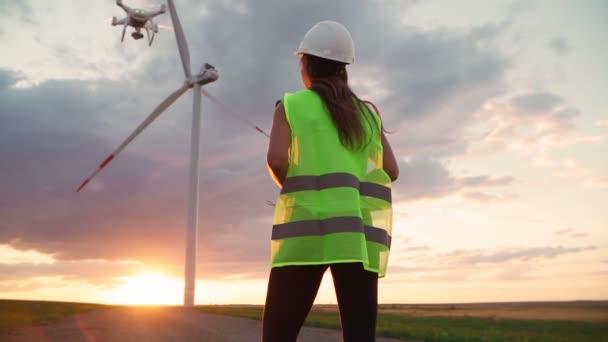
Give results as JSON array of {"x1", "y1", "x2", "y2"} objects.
[{"x1": 0, "y1": 0, "x2": 606, "y2": 305}]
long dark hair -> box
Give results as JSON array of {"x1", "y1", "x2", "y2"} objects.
[{"x1": 305, "y1": 54, "x2": 381, "y2": 151}]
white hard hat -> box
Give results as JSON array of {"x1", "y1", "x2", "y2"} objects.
[{"x1": 295, "y1": 21, "x2": 355, "y2": 64}]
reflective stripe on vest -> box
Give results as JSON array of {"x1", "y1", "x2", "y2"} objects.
[
  {"x1": 281, "y1": 172, "x2": 392, "y2": 203},
  {"x1": 272, "y1": 216, "x2": 391, "y2": 248}
]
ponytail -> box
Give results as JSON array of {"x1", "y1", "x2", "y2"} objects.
[{"x1": 306, "y1": 55, "x2": 378, "y2": 150}]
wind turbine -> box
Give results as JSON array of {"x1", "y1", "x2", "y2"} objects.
[{"x1": 77, "y1": 0, "x2": 218, "y2": 306}]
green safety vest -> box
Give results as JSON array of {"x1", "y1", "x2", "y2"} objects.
[{"x1": 271, "y1": 89, "x2": 393, "y2": 277}]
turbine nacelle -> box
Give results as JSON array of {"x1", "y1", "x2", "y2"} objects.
[{"x1": 188, "y1": 64, "x2": 219, "y2": 87}]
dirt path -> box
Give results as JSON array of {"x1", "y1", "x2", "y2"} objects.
[{"x1": 0, "y1": 306, "x2": 411, "y2": 341}]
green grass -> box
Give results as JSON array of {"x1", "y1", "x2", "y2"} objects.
[
  {"x1": 375, "y1": 314, "x2": 608, "y2": 342},
  {"x1": 0, "y1": 300, "x2": 107, "y2": 330},
  {"x1": 2, "y1": 300, "x2": 606, "y2": 341},
  {"x1": 196, "y1": 305, "x2": 608, "y2": 342}
]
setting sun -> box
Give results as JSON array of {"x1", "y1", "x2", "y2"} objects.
[{"x1": 104, "y1": 272, "x2": 183, "y2": 305}]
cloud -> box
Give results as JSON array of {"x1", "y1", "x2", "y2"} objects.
[
  {"x1": 553, "y1": 228, "x2": 592, "y2": 239},
  {"x1": 394, "y1": 157, "x2": 514, "y2": 201},
  {"x1": 390, "y1": 243, "x2": 597, "y2": 282},
  {"x1": 0, "y1": 260, "x2": 143, "y2": 285},
  {"x1": 395, "y1": 157, "x2": 457, "y2": 200},
  {"x1": 530, "y1": 152, "x2": 608, "y2": 189},
  {"x1": 449, "y1": 246, "x2": 597, "y2": 264},
  {"x1": 0, "y1": 0, "x2": 34, "y2": 24},
  {"x1": 482, "y1": 91, "x2": 582, "y2": 150},
  {"x1": 0, "y1": 0, "x2": 32, "y2": 14},
  {"x1": 511, "y1": 92, "x2": 562, "y2": 114},
  {"x1": 405, "y1": 245, "x2": 433, "y2": 252},
  {"x1": 0, "y1": 244, "x2": 56, "y2": 265},
  {"x1": 394, "y1": 240, "x2": 598, "y2": 266},
  {"x1": 572, "y1": 233, "x2": 590, "y2": 239},
  {"x1": 376, "y1": 25, "x2": 508, "y2": 157},
  {"x1": 461, "y1": 191, "x2": 517, "y2": 203},
  {"x1": 548, "y1": 37, "x2": 570, "y2": 55},
  {"x1": 596, "y1": 119, "x2": 608, "y2": 128},
  {"x1": 0, "y1": 277, "x2": 67, "y2": 293},
  {"x1": 490, "y1": 265, "x2": 539, "y2": 281},
  {"x1": 459, "y1": 175, "x2": 514, "y2": 187},
  {"x1": 506, "y1": 0, "x2": 538, "y2": 17},
  {"x1": 553, "y1": 158, "x2": 608, "y2": 188},
  {"x1": 0, "y1": 69, "x2": 23, "y2": 90}
]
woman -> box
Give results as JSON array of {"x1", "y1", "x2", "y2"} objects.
[{"x1": 263, "y1": 21, "x2": 399, "y2": 342}]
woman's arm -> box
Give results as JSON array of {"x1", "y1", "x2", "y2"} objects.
[
  {"x1": 381, "y1": 130, "x2": 399, "y2": 182},
  {"x1": 266, "y1": 103, "x2": 291, "y2": 187}
]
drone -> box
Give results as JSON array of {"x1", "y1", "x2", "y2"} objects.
[{"x1": 112, "y1": 0, "x2": 166, "y2": 46}]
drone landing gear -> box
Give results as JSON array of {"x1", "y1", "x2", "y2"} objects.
[
  {"x1": 131, "y1": 32, "x2": 144, "y2": 40},
  {"x1": 145, "y1": 27, "x2": 155, "y2": 47}
]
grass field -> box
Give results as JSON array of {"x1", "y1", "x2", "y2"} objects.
[
  {"x1": 196, "y1": 301, "x2": 608, "y2": 342},
  {"x1": 0, "y1": 300, "x2": 108, "y2": 330},
  {"x1": 1, "y1": 300, "x2": 607, "y2": 341}
]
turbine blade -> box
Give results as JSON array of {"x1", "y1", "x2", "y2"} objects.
[
  {"x1": 77, "y1": 84, "x2": 190, "y2": 192},
  {"x1": 201, "y1": 89, "x2": 270, "y2": 138},
  {"x1": 167, "y1": 0, "x2": 191, "y2": 79}
]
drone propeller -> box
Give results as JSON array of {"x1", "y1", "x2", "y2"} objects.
[
  {"x1": 77, "y1": 83, "x2": 190, "y2": 192},
  {"x1": 157, "y1": 24, "x2": 173, "y2": 31},
  {"x1": 167, "y1": 0, "x2": 191, "y2": 79}
]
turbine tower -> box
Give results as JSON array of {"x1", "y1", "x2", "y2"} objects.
[{"x1": 77, "y1": 0, "x2": 217, "y2": 306}]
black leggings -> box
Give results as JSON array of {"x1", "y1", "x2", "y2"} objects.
[{"x1": 262, "y1": 262, "x2": 378, "y2": 342}]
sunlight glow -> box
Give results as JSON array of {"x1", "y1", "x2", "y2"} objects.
[{"x1": 104, "y1": 271, "x2": 183, "y2": 305}]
